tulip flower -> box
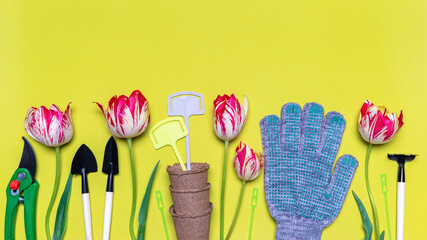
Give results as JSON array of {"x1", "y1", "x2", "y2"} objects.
[
  {"x1": 95, "y1": 90, "x2": 150, "y2": 240},
  {"x1": 358, "y1": 100, "x2": 403, "y2": 240},
  {"x1": 233, "y1": 142, "x2": 264, "y2": 181},
  {"x1": 213, "y1": 94, "x2": 248, "y2": 240},
  {"x1": 358, "y1": 100, "x2": 404, "y2": 144},
  {"x1": 226, "y1": 142, "x2": 263, "y2": 240},
  {"x1": 94, "y1": 90, "x2": 150, "y2": 139},
  {"x1": 24, "y1": 103, "x2": 73, "y2": 240},
  {"x1": 213, "y1": 94, "x2": 248, "y2": 141}
]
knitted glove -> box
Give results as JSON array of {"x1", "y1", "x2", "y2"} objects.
[{"x1": 260, "y1": 102, "x2": 358, "y2": 240}]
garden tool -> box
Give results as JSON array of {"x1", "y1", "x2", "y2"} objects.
[
  {"x1": 260, "y1": 102, "x2": 358, "y2": 239},
  {"x1": 167, "y1": 91, "x2": 205, "y2": 170},
  {"x1": 71, "y1": 144, "x2": 98, "y2": 240},
  {"x1": 5, "y1": 137, "x2": 39, "y2": 240},
  {"x1": 149, "y1": 117, "x2": 188, "y2": 171},
  {"x1": 102, "y1": 137, "x2": 119, "y2": 240},
  {"x1": 388, "y1": 154, "x2": 417, "y2": 240}
]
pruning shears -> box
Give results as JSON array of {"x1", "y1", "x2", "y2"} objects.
[{"x1": 5, "y1": 137, "x2": 39, "y2": 240}]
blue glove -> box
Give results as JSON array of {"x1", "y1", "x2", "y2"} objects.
[{"x1": 260, "y1": 102, "x2": 358, "y2": 240}]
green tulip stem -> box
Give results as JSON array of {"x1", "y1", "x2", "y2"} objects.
[
  {"x1": 220, "y1": 140, "x2": 229, "y2": 240},
  {"x1": 45, "y1": 146, "x2": 61, "y2": 240},
  {"x1": 225, "y1": 181, "x2": 246, "y2": 240},
  {"x1": 365, "y1": 143, "x2": 380, "y2": 240},
  {"x1": 127, "y1": 138, "x2": 137, "y2": 240}
]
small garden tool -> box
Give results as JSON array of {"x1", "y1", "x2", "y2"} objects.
[
  {"x1": 149, "y1": 117, "x2": 188, "y2": 171},
  {"x1": 388, "y1": 154, "x2": 417, "y2": 240},
  {"x1": 260, "y1": 102, "x2": 358, "y2": 239},
  {"x1": 71, "y1": 144, "x2": 98, "y2": 240},
  {"x1": 167, "y1": 91, "x2": 205, "y2": 170},
  {"x1": 5, "y1": 137, "x2": 39, "y2": 240},
  {"x1": 102, "y1": 137, "x2": 119, "y2": 240}
]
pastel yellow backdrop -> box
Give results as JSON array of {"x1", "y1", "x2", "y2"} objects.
[{"x1": 0, "y1": 0, "x2": 426, "y2": 239}]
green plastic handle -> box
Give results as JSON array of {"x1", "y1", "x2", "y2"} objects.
[
  {"x1": 24, "y1": 181, "x2": 39, "y2": 240},
  {"x1": 5, "y1": 168, "x2": 38, "y2": 240}
]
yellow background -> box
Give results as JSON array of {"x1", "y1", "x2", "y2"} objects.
[{"x1": 1, "y1": 0, "x2": 426, "y2": 239}]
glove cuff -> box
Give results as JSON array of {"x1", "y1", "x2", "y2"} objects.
[{"x1": 276, "y1": 214, "x2": 324, "y2": 240}]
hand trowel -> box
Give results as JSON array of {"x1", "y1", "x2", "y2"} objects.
[
  {"x1": 167, "y1": 91, "x2": 205, "y2": 170},
  {"x1": 149, "y1": 117, "x2": 188, "y2": 171},
  {"x1": 102, "y1": 137, "x2": 119, "y2": 240},
  {"x1": 388, "y1": 154, "x2": 417, "y2": 240},
  {"x1": 71, "y1": 144, "x2": 98, "y2": 240}
]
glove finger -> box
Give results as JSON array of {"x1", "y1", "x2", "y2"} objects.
[
  {"x1": 316, "y1": 112, "x2": 346, "y2": 184},
  {"x1": 260, "y1": 115, "x2": 284, "y2": 217},
  {"x1": 260, "y1": 115, "x2": 280, "y2": 158},
  {"x1": 299, "y1": 103, "x2": 324, "y2": 161},
  {"x1": 280, "y1": 103, "x2": 301, "y2": 156},
  {"x1": 323, "y1": 154, "x2": 358, "y2": 223}
]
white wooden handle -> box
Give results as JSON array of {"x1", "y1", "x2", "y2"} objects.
[
  {"x1": 397, "y1": 182, "x2": 405, "y2": 240},
  {"x1": 102, "y1": 192, "x2": 114, "y2": 240},
  {"x1": 82, "y1": 193, "x2": 93, "y2": 240}
]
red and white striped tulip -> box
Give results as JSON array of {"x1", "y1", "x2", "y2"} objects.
[
  {"x1": 24, "y1": 103, "x2": 73, "y2": 147},
  {"x1": 95, "y1": 90, "x2": 150, "y2": 138},
  {"x1": 213, "y1": 94, "x2": 248, "y2": 141},
  {"x1": 358, "y1": 100, "x2": 404, "y2": 144},
  {"x1": 233, "y1": 142, "x2": 264, "y2": 181}
]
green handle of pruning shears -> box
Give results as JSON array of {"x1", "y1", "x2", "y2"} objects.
[
  {"x1": 380, "y1": 174, "x2": 392, "y2": 240},
  {"x1": 5, "y1": 168, "x2": 38, "y2": 240},
  {"x1": 156, "y1": 190, "x2": 170, "y2": 240},
  {"x1": 248, "y1": 188, "x2": 259, "y2": 240}
]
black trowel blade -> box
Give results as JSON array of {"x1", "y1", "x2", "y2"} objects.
[
  {"x1": 71, "y1": 144, "x2": 98, "y2": 175},
  {"x1": 102, "y1": 136, "x2": 119, "y2": 175}
]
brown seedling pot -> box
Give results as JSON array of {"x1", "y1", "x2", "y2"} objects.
[
  {"x1": 170, "y1": 203, "x2": 213, "y2": 240},
  {"x1": 167, "y1": 162, "x2": 209, "y2": 190},
  {"x1": 170, "y1": 183, "x2": 211, "y2": 215}
]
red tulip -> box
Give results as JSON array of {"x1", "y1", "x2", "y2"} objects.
[
  {"x1": 213, "y1": 94, "x2": 248, "y2": 141},
  {"x1": 24, "y1": 103, "x2": 73, "y2": 147},
  {"x1": 358, "y1": 100, "x2": 403, "y2": 144},
  {"x1": 233, "y1": 141, "x2": 264, "y2": 181},
  {"x1": 95, "y1": 90, "x2": 150, "y2": 138}
]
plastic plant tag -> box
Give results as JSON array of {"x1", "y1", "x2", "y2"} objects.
[
  {"x1": 167, "y1": 91, "x2": 205, "y2": 171},
  {"x1": 149, "y1": 117, "x2": 188, "y2": 171},
  {"x1": 248, "y1": 188, "x2": 258, "y2": 240},
  {"x1": 156, "y1": 190, "x2": 170, "y2": 240},
  {"x1": 380, "y1": 174, "x2": 392, "y2": 240}
]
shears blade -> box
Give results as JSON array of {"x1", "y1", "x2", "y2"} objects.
[{"x1": 18, "y1": 137, "x2": 36, "y2": 180}]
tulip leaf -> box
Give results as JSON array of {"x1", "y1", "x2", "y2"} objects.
[
  {"x1": 52, "y1": 173, "x2": 73, "y2": 240},
  {"x1": 352, "y1": 191, "x2": 373, "y2": 240},
  {"x1": 380, "y1": 231, "x2": 385, "y2": 240},
  {"x1": 137, "y1": 160, "x2": 160, "y2": 240}
]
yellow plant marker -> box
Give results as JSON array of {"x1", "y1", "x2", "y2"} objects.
[{"x1": 149, "y1": 117, "x2": 188, "y2": 171}]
